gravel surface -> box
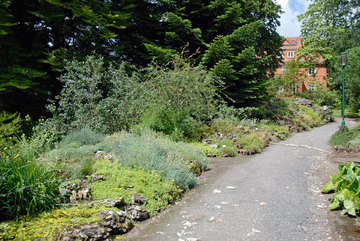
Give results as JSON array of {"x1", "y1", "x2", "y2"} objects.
[{"x1": 126, "y1": 118, "x2": 359, "y2": 241}]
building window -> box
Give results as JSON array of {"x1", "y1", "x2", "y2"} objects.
[
  {"x1": 277, "y1": 85, "x2": 284, "y2": 93},
  {"x1": 282, "y1": 65, "x2": 286, "y2": 73},
  {"x1": 308, "y1": 84, "x2": 316, "y2": 91},
  {"x1": 308, "y1": 65, "x2": 316, "y2": 75},
  {"x1": 287, "y1": 51, "x2": 294, "y2": 58},
  {"x1": 289, "y1": 83, "x2": 297, "y2": 93}
]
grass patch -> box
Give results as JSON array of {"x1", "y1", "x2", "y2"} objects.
[{"x1": 332, "y1": 109, "x2": 360, "y2": 118}]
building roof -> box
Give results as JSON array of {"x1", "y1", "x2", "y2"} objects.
[{"x1": 282, "y1": 37, "x2": 301, "y2": 49}]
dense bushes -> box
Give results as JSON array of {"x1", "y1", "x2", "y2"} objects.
[{"x1": 46, "y1": 55, "x2": 223, "y2": 142}]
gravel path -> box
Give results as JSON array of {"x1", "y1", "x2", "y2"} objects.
[{"x1": 127, "y1": 119, "x2": 356, "y2": 241}]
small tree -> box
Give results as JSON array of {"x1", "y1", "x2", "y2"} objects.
[{"x1": 271, "y1": 59, "x2": 306, "y2": 96}]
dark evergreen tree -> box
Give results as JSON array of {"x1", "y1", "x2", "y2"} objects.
[{"x1": 146, "y1": 0, "x2": 283, "y2": 106}]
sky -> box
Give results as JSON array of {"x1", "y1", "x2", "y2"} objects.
[{"x1": 275, "y1": 0, "x2": 311, "y2": 37}]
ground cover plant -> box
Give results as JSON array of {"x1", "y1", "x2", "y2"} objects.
[
  {"x1": 89, "y1": 159, "x2": 181, "y2": 216},
  {"x1": 321, "y1": 162, "x2": 360, "y2": 216},
  {"x1": 329, "y1": 125, "x2": 360, "y2": 147},
  {"x1": 0, "y1": 203, "x2": 120, "y2": 240}
]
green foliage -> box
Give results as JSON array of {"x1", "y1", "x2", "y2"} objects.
[
  {"x1": 270, "y1": 59, "x2": 307, "y2": 97},
  {"x1": 147, "y1": 0, "x2": 283, "y2": 107},
  {"x1": 202, "y1": 21, "x2": 271, "y2": 106},
  {"x1": 218, "y1": 139, "x2": 237, "y2": 157},
  {"x1": 344, "y1": 47, "x2": 360, "y2": 114},
  {"x1": 0, "y1": 203, "x2": 117, "y2": 240},
  {"x1": 135, "y1": 58, "x2": 223, "y2": 140},
  {"x1": 61, "y1": 128, "x2": 105, "y2": 147},
  {"x1": 329, "y1": 125, "x2": 360, "y2": 146},
  {"x1": 0, "y1": 125, "x2": 61, "y2": 220},
  {"x1": 89, "y1": 159, "x2": 181, "y2": 217},
  {"x1": 63, "y1": 157, "x2": 97, "y2": 180},
  {"x1": 0, "y1": 112, "x2": 22, "y2": 149},
  {"x1": 190, "y1": 143, "x2": 222, "y2": 157},
  {"x1": 44, "y1": 142, "x2": 111, "y2": 163},
  {"x1": 321, "y1": 162, "x2": 360, "y2": 216},
  {"x1": 238, "y1": 134, "x2": 264, "y2": 153},
  {"x1": 47, "y1": 56, "x2": 145, "y2": 134},
  {"x1": 298, "y1": 105, "x2": 323, "y2": 127},
  {"x1": 107, "y1": 129, "x2": 209, "y2": 190}
]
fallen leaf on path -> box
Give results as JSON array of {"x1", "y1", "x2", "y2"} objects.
[
  {"x1": 212, "y1": 189, "x2": 222, "y2": 193},
  {"x1": 216, "y1": 218, "x2": 223, "y2": 222}
]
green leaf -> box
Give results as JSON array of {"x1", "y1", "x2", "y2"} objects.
[
  {"x1": 344, "y1": 199, "x2": 357, "y2": 216},
  {"x1": 321, "y1": 180, "x2": 335, "y2": 193},
  {"x1": 329, "y1": 200, "x2": 341, "y2": 210}
]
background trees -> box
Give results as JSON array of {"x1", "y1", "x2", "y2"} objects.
[
  {"x1": 0, "y1": 0, "x2": 283, "y2": 121},
  {"x1": 146, "y1": 0, "x2": 284, "y2": 106},
  {"x1": 298, "y1": 0, "x2": 360, "y2": 113}
]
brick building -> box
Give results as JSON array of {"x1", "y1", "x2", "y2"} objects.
[{"x1": 275, "y1": 37, "x2": 327, "y2": 94}]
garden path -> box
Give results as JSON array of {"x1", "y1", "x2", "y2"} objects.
[{"x1": 126, "y1": 118, "x2": 359, "y2": 241}]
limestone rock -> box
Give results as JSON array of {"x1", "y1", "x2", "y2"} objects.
[
  {"x1": 209, "y1": 144, "x2": 219, "y2": 149},
  {"x1": 100, "y1": 211, "x2": 133, "y2": 234},
  {"x1": 61, "y1": 223, "x2": 107, "y2": 241},
  {"x1": 95, "y1": 151, "x2": 114, "y2": 161},
  {"x1": 130, "y1": 194, "x2": 147, "y2": 206},
  {"x1": 91, "y1": 174, "x2": 105, "y2": 183},
  {"x1": 125, "y1": 205, "x2": 149, "y2": 221},
  {"x1": 202, "y1": 139, "x2": 212, "y2": 145},
  {"x1": 101, "y1": 197, "x2": 125, "y2": 208}
]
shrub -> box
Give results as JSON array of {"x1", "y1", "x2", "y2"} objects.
[
  {"x1": 107, "y1": 128, "x2": 209, "y2": 190},
  {"x1": 329, "y1": 125, "x2": 360, "y2": 146},
  {"x1": 219, "y1": 145, "x2": 237, "y2": 157},
  {"x1": 44, "y1": 142, "x2": 111, "y2": 162},
  {"x1": 298, "y1": 105, "x2": 323, "y2": 127},
  {"x1": 63, "y1": 157, "x2": 97, "y2": 180},
  {"x1": 46, "y1": 55, "x2": 145, "y2": 135},
  {"x1": 238, "y1": 134, "x2": 264, "y2": 153},
  {"x1": 61, "y1": 128, "x2": 105, "y2": 147},
  {"x1": 218, "y1": 138, "x2": 238, "y2": 156},
  {"x1": 190, "y1": 143, "x2": 222, "y2": 157}
]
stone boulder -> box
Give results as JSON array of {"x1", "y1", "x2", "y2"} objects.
[
  {"x1": 125, "y1": 205, "x2": 149, "y2": 221},
  {"x1": 100, "y1": 211, "x2": 132, "y2": 234},
  {"x1": 61, "y1": 223, "x2": 107, "y2": 241},
  {"x1": 60, "y1": 211, "x2": 133, "y2": 241},
  {"x1": 101, "y1": 197, "x2": 125, "y2": 208},
  {"x1": 130, "y1": 194, "x2": 147, "y2": 206}
]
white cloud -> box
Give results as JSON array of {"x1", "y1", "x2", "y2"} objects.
[{"x1": 276, "y1": 0, "x2": 310, "y2": 37}]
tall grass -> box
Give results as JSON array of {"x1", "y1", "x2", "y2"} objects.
[{"x1": 0, "y1": 127, "x2": 61, "y2": 220}]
